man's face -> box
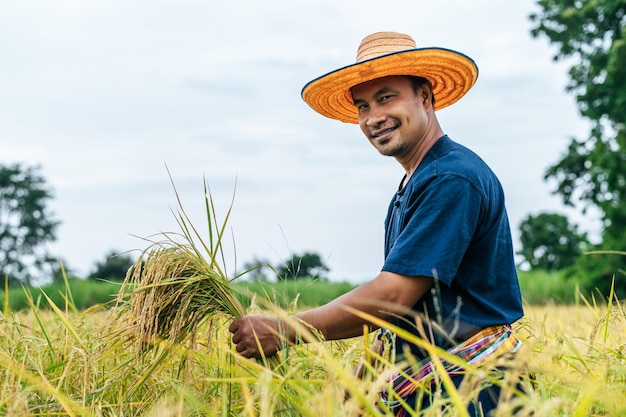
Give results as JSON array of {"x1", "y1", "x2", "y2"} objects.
[{"x1": 351, "y1": 75, "x2": 429, "y2": 158}]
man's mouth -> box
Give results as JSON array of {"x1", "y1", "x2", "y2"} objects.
[{"x1": 371, "y1": 126, "x2": 397, "y2": 141}]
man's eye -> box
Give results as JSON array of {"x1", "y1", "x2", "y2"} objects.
[{"x1": 380, "y1": 95, "x2": 392, "y2": 102}]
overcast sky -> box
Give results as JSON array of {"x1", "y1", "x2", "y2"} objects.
[{"x1": 1, "y1": 0, "x2": 595, "y2": 283}]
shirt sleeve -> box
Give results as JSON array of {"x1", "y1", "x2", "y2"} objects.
[{"x1": 382, "y1": 174, "x2": 484, "y2": 285}]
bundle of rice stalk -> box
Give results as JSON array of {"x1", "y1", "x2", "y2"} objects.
[
  {"x1": 116, "y1": 170, "x2": 246, "y2": 350},
  {"x1": 122, "y1": 242, "x2": 245, "y2": 349}
]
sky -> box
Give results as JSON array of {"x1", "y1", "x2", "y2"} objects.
[{"x1": 1, "y1": 0, "x2": 596, "y2": 283}]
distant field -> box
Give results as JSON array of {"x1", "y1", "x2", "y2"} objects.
[
  {"x1": 1, "y1": 268, "x2": 583, "y2": 312},
  {"x1": 1, "y1": 277, "x2": 358, "y2": 311}
]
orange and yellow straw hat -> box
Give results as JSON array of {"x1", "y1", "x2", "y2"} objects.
[{"x1": 301, "y1": 31, "x2": 479, "y2": 124}]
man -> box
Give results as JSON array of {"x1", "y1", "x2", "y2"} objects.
[{"x1": 230, "y1": 32, "x2": 526, "y2": 415}]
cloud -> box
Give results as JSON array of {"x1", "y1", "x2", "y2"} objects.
[{"x1": 0, "y1": 0, "x2": 597, "y2": 282}]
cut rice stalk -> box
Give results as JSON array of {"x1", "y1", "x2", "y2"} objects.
[
  {"x1": 122, "y1": 244, "x2": 245, "y2": 349},
  {"x1": 116, "y1": 171, "x2": 246, "y2": 350}
]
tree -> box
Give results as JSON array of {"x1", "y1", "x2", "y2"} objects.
[
  {"x1": 529, "y1": 1, "x2": 626, "y2": 292},
  {"x1": 275, "y1": 252, "x2": 329, "y2": 280},
  {"x1": 88, "y1": 249, "x2": 136, "y2": 281},
  {"x1": 0, "y1": 163, "x2": 60, "y2": 285},
  {"x1": 241, "y1": 257, "x2": 273, "y2": 281},
  {"x1": 518, "y1": 212, "x2": 588, "y2": 271}
]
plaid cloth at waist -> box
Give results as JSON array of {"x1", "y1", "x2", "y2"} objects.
[{"x1": 379, "y1": 324, "x2": 522, "y2": 412}]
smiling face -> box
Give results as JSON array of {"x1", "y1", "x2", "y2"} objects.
[{"x1": 351, "y1": 75, "x2": 433, "y2": 161}]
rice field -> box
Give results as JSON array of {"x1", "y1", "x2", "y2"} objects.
[
  {"x1": 0, "y1": 290, "x2": 625, "y2": 416},
  {"x1": 3, "y1": 184, "x2": 621, "y2": 416}
]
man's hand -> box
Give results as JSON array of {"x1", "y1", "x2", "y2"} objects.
[{"x1": 229, "y1": 315, "x2": 282, "y2": 359}]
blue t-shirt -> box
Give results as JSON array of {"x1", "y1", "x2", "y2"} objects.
[{"x1": 382, "y1": 135, "x2": 523, "y2": 358}]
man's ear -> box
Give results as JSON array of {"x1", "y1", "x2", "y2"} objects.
[{"x1": 420, "y1": 85, "x2": 433, "y2": 108}]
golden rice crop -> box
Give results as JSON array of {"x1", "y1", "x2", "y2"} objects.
[
  {"x1": 115, "y1": 171, "x2": 246, "y2": 350},
  {"x1": 118, "y1": 242, "x2": 245, "y2": 349}
]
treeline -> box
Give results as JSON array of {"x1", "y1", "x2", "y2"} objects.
[
  {"x1": 0, "y1": 269, "x2": 589, "y2": 312},
  {"x1": 1, "y1": 161, "x2": 624, "y2": 301}
]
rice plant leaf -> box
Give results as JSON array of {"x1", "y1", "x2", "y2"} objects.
[
  {"x1": 572, "y1": 385, "x2": 598, "y2": 417},
  {"x1": 23, "y1": 286, "x2": 56, "y2": 361},
  {"x1": 165, "y1": 166, "x2": 230, "y2": 279},
  {"x1": 126, "y1": 345, "x2": 173, "y2": 397},
  {"x1": 60, "y1": 262, "x2": 78, "y2": 314},
  {"x1": 3, "y1": 274, "x2": 8, "y2": 315},
  {"x1": 603, "y1": 277, "x2": 615, "y2": 344},
  {"x1": 40, "y1": 289, "x2": 85, "y2": 348},
  {"x1": 206, "y1": 176, "x2": 236, "y2": 272}
]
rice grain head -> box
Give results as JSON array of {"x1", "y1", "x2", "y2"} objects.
[
  {"x1": 114, "y1": 173, "x2": 246, "y2": 356},
  {"x1": 120, "y1": 242, "x2": 245, "y2": 350}
]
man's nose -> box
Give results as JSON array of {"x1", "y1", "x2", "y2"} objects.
[{"x1": 366, "y1": 106, "x2": 386, "y2": 128}]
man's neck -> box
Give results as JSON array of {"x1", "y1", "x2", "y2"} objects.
[{"x1": 398, "y1": 126, "x2": 445, "y2": 186}]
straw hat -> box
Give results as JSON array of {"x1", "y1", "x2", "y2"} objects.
[{"x1": 301, "y1": 32, "x2": 479, "y2": 124}]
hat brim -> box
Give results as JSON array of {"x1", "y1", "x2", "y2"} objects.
[{"x1": 301, "y1": 47, "x2": 479, "y2": 124}]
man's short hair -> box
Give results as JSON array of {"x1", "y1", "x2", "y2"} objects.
[{"x1": 407, "y1": 75, "x2": 435, "y2": 106}]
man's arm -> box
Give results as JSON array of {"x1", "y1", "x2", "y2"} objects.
[{"x1": 229, "y1": 271, "x2": 433, "y2": 358}]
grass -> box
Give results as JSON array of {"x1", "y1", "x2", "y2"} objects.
[
  {"x1": 517, "y1": 269, "x2": 585, "y2": 305},
  {"x1": 1, "y1": 269, "x2": 579, "y2": 314},
  {"x1": 236, "y1": 278, "x2": 357, "y2": 310},
  {"x1": 1, "y1": 278, "x2": 122, "y2": 311}
]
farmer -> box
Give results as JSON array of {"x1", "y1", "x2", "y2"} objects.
[{"x1": 230, "y1": 31, "x2": 527, "y2": 415}]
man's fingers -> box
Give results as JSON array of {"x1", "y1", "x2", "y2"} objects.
[
  {"x1": 234, "y1": 342, "x2": 259, "y2": 359},
  {"x1": 228, "y1": 314, "x2": 277, "y2": 359},
  {"x1": 228, "y1": 320, "x2": 239, "y2": 333}
]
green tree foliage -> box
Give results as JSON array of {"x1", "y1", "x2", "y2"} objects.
[
  {"x1": 0, "y1": 163, "x2": 60, "y2": 285},
  {"x1": 518, "y1": 212, "x2": 588, "y2": 271},
  {"x1": 241, "y1": 257, "x2": 273, "y2": 281},
  {"x1": 88, "y1": 249, "x2": 136, "y2": 281},
  {"x1": 530, "y1": 1, "x2": 626, "y2": 293},
  {"x1": 275, "y1": 252, "x2": 329, "y2": 280}
]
